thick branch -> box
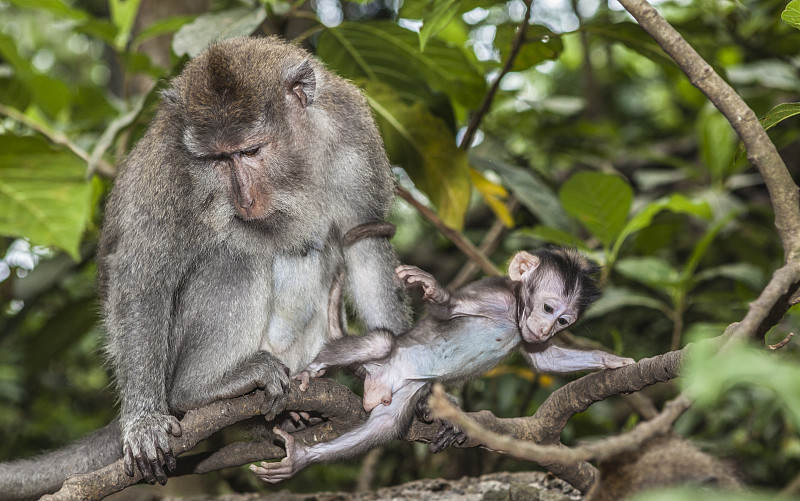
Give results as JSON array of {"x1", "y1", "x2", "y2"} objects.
[{"x1": 42, "y1": 379, "x2": 366, "y2": 501}]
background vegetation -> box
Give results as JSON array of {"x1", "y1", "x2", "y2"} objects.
[{"x1": 1, "y1": 0, "x2": 799, "y2": 498}]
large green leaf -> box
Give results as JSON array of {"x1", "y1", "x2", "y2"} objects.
[
  {"x1": 610, "y1": 194, "x2": 712, "y2": 259},
  {"x1": 0, "y1": 136, "x2": 93, "y2": 260},
  {"x1": 560, "y1": 171, "x2": 632, "y2": 248},
  {"x1": 615, "y1": 256, "x2": 680, "y2": 293},
  {"x1": 317, "y1": 21, "x2": 485, "y2": 109},
  {"x1": 365, "y1": 83, "x2": 471, "y2": 230},
  {"x1": 6, "y1": 0, "x2": 89, "y2": 21}
]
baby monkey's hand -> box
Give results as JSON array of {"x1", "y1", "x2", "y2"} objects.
[{"x1": 396, "y1": 265, "x2": 450, "y2": 304}]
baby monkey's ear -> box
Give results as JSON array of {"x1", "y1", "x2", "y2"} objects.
[{"x1": 508, "y1": 251, "x2": 540, "y2": 282}]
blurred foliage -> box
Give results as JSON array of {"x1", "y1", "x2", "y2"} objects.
[{"x1": 1, "y1": 0, "x2": 800, "y2": 497}]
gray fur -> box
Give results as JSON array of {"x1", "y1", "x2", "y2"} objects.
[
  {"x1": 0, "y1": 36, "x2": 409, "y2": 499},
  {"x1": 252, "y1": 248, "x2": 635, "y2": 482}
]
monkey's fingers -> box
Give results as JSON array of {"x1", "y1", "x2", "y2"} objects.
[
  {"x1": 430, "y1": 422, "x2": 467, "y2": 453},
  {"x1": 151, "y1": 448, "x2": 169, "y2": 486},
  {"x1": 249, "y1": 459, "x2": 295, "y2": 483},
  {"x1": 272, "y1": 426, "x2": 296, "y2": 451},
  {"x1": 135, "y1": 449, "x2": 157, "y2": 485},
  {"x1": 123, "y1": 445, "x2": 136, "y2": 477},
  {"x1": 603, "y1": 356, "x2": 636, "y2": 369},
  {"x1": 295, "y1": 372, "x2": 311, "y2": 392}
]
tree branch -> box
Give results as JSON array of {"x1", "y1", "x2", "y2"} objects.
[
  {"x1": 615, "y1": 0, "x2": 800, "y2": 259},
  {"x1": 0, "y1": 104, "x2": 116, "y2": 178},
  {"x1": 459, "y1": 0, "x2": 534, "y2": 151},
  {"x1": 396, "y1": 185, "x2": 502, "y2": 277},
  {"x1": 42, "y1": 379, "x2": 367, "y2": 501}
]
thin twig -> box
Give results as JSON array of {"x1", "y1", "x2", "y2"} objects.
[
  {"x1": 768, "y1": 332, "x2": 794, "y2": 350},
  {"x1": 447, "y1": 197, "x2": 520, "y2": 289},
  {"x1": 429, "y1": 384, "x2": 689, "y2": 465},
  {"x1": 459, "y1": 0, "x2": 534, "y2": 150},
  {"x1": 0, "y1": 104, "x2": 116, "y2": 178},
  {"x1": 396, "y1": 185, "x2": 501, "y2": 277}
]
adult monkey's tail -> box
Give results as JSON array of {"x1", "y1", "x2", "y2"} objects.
[{"x1": 0, "y1": 418, "x2": 122, "y2": 500}]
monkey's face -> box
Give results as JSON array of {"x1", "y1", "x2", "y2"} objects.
[
  {"x1": 518, "y1": 270, "x2": 579, "y2": 343},
  {"x1": 209, "y1": 142, "x2": 279, "y2": 221},
  {"x1": 509, "y1": 250, "x2": 583, "y2": 343},
  {"x1": 169, "y1": 38, "x2": 322, "y2": 236}
]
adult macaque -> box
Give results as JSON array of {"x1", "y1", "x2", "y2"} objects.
[
  {"x1": 251, "y1": 248, "x2": 635, "y2": 482},
  {"x1": 0, "y1": 37, "x2": 409, "y2": 500}
]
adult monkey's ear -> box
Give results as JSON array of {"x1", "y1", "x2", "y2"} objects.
[
  {"x1": 286, "y1": 60, "x2": 316, "y2": 108},
  {"x1": 508, "y1": 251, "x2": 540, "y2": 282}
]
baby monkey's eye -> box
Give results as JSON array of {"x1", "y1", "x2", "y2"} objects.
[
  {"x1": 242, "y1": 146, "x2": 261, "y2": 157},
  {"x1": 557, "y1": 317, "x2": 568, "y2": 326},
  {"x1": 543, "y1": 304, "x2": 553, "y2": 314}
]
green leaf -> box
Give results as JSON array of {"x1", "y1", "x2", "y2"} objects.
[
  {"x1": 584, "y1": 286, "x2": 669, "y2": 319},
  {"x1": 6, "y1": 0, "x2": 89, "y2": 21},
  {"x1": 132, "y1": 15, "x2": 197, "y2": 50},
  {"x1": 0, "y1": 77, "x2": 32, "y2": 111},
  {"x1": 586, "y1": 22, "x2": 672, "y2": 66},
  {"x1": 470, "y1": 156, "x2": 571, "y2": 231},
  {"x1": 682, "y1": 211, "x2": 737, "y2": 281},
  {"x1": 760, "y1": 102, "x2": 800, "y2": 129},
  {"x1": 615, "y1": 257, "x2": 680, "y2": 292},
  {"x1": 694, "y1": 263, "x2": 764, "y2": 290},
  {"x1": 88, "y1": 93, "x2": 150, "y2": 174},
  {"x1": 419, "y1": 0, "x2": 460, "y2": 52},
  {"x1": 697, "y1": 105, "x2": 737, "y2": 183},
  {"x1": 0, "y1": 136, "x2": 93, "y2": 260},
  {"x1": 317, "y1": 21, "x2": 485, "y2": 109},
  {"x1": 0, "y1": 34, "x2": 71, "y2": 117},
  {"x1": 610, "y1": 194, "x2": 712, "y2": 260},
  {"x1": 172, "y1": 8, "x2": 267, "y2": 58},
  {"x1": 365, "y1": 82, "x2": 471, "y2": 230},
  {"x1": 684, "y1": 340, "x2": 800, "y2": 436},
  {"x1": 109, "y1": 0, "x2": 143, "y2": 50},
  {"x1": 560, "y1": 172, "x2": 632, "y2": 248},
  {"x1": 782, "y1": 0, "x2": 800, "y2": 30},
  {"x1": 515, "y1": 226, "x2": 589, "y2": 251},
  {"x1": 28, "y1": 74, "x2": 72, "y2": 119},
  {"x1": 494, "y1": 24, "x2": 563, "y2": 70}
]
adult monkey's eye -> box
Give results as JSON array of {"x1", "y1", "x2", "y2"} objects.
[{"x1": 242, "y1": 146, "x2": 261, "y2": 157}]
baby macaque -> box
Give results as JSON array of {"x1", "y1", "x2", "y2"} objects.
[{"x1": 250, "y1": 248, "x2": 635, "y2": 482}]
